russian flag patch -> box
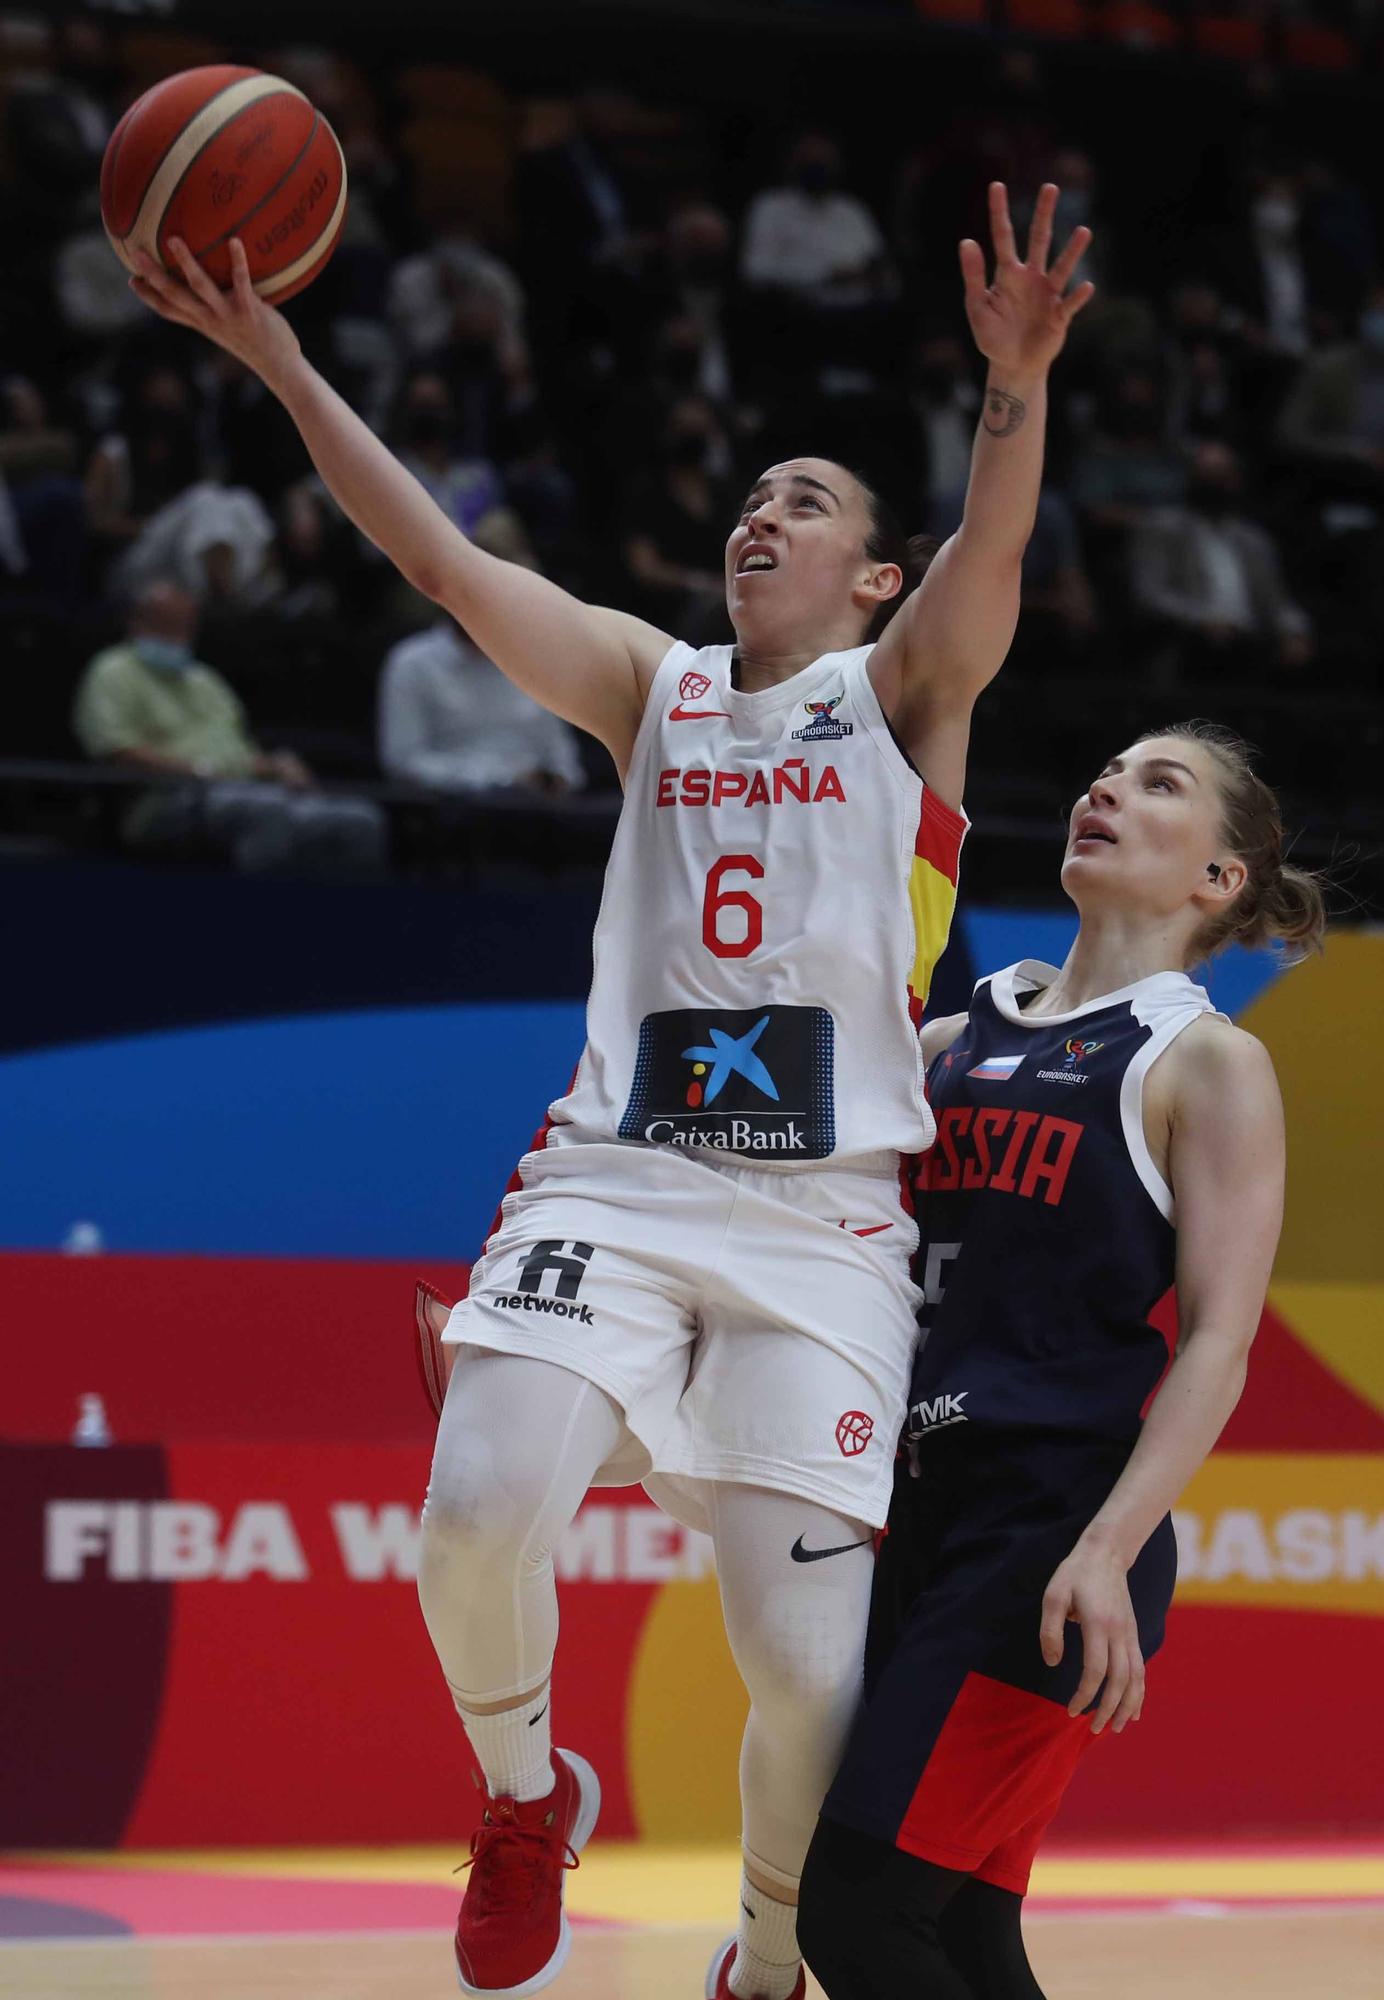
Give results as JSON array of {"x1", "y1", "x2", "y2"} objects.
[{"x1": 967, "y1": 1053, "x2": 1025, "y2": 1082}]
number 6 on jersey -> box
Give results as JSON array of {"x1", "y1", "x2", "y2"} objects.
[{"x1": 703, "y1": 854, "x2": 765, "y2": 959}]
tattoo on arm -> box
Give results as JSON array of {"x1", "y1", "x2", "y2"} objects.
[{"x1": 983, "y1": 390, "x2": 1027, "y2": 438}]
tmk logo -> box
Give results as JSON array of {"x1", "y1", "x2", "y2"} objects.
[{"x1": 911, "y1": 1391, "x2": 969, "y2": 1432}]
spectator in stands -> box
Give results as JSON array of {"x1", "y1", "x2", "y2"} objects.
[
  {"x1": 620, "y1": 398, "x2": 735, "y2": 642},
  {"x1": 741, "y1": 131, "x2": 892, "y2": 311},
  {"x1": 894, "y1": 48, "x2": 1058, "y2": 285},
  {"x1": 909, "y1": 328, "x2": 983, "y2": 518},
  {"x1": 0, "y1": 374, "x2": 87, "y2": 602},
  {"x1": 73, "y1": 580, "x2": 386, "y2": 872},
  {"x1": 112, "y1": 478, "x2": 279, "y2": 610},
  {"x1": 741, "y1": 130, "x2": 897, "y2": 397},
  {"x1": 1163, "y1": 283, "x2": 1254, "y2": 453},
  {"x1": 205, "y1": 351, "x2": 312, "y2": 507},
  {"x1": 84, "y1": 364, "x2": 202, "y2": 559},
  {"x1": 378, "y1": 609, "x2": 584, "y2": 795},
  {"x1": 1070, "y1": 367, "x2": 1185, "y2": 531},
  {"x1": 660, "y1": 202, "x2": 738, "y2": 405},
  {"x1": 387, "y1": 213, "x2": 529, "y2": 381},
  {"x1": 395, "y1": 370, "x2": 509, "y2": 541},
  {"x1": 1129, "y1": 441, "x2": 1312, "y2": 680},
  {"x1": 1277, "y1": 282, "x2": 1384, "y2": 495}
]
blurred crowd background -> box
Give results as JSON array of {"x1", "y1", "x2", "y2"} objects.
[{"x1": 2, "y1": 0, "x2": 1381, "y2": 902}]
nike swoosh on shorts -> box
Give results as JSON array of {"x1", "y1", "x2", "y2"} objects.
[{"x1": 789, "y1": 1535, "x2": 873, "y2": 1564}]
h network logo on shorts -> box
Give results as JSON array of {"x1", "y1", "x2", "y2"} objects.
[
  {"x1": 489, "y1": 1240, "x2": 596, "y2": 1325},
  {"x1": 619, "y1": 1004, "x2": 836, "y2": 1158}
]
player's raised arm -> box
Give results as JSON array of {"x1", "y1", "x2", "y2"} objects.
[
  {"x1": 875, "y1": 182, "x2": 1094, "y2": 806},
  {"x1": 129, "y1": 238, "x2": 671, "y2": 770}
]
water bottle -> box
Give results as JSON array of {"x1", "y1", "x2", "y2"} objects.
[{"x1": 72, "y1": 1394, "x2": 113, "y2": 1447}]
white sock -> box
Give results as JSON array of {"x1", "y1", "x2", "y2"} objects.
[
  {"x1": 456, "y1": 1685, "x2": 554, "y2": 1803},
  {"x1": 730, "y1": 1872, "x2": 801, "y2": 2000}
]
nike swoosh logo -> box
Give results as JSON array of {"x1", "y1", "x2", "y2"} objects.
[
  {"x1": 668, "y1": 705, "x2": 731, "y2": 721},
  {"x1": 741, "y1": 1900, "x2": 755, "y2": 1921},
  {"x1": 527, "y1": 1701, "x2": 549, "y2": 1727},
  {"x1": 790, "y1": 1535, "x2": 873, "y2": 1564},
  {"x1": 838, "y1": 1220, "x2": 891, "y2": 1237}
]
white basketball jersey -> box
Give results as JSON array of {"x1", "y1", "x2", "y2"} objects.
[{"x1": 551, "y1": 641, "x2": 967, "y2": 1168}]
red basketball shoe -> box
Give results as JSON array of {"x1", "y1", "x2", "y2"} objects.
[
  {"x1": 455, "y1": 1749, "x2": 601, "y2": 1996},
  {"x1": 704, "y1": 1936, "x2": 806, "y2": 2000}
]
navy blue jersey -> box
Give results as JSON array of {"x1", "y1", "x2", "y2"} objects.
[{"x1": 907, "y1": 960, "x2": 1216, "y2": 1449}]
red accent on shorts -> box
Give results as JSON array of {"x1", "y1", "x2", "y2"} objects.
[
  {"x1": 897, "y1": 1156, "x2": 917, "y2": 1220},
  {"x1": 895, "y1": 1671, "x2": 1091, "y2": 1894},
  {"x1": 913, "y1": 785, "x2": 966, "y2": 887},
  {"x1": 478, "y1": 1064, "x2": 578, "y2": 1256}
]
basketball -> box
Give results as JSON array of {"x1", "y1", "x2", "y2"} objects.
[{"x1": 100, "y1": 65, "x2": 347, "y2": 305}]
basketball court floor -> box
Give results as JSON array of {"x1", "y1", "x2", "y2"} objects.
[{"x1": 4, "y1": 1839, "x2": 1382, "y2": 1997}]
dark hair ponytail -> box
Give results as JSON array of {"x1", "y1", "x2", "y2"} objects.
[
  {"x1": 850, "y1": 469, "x2": 940, "y2": 642},
  {"x1": 1138, "y1": 720, "x2": 1328, "y2": 962}
]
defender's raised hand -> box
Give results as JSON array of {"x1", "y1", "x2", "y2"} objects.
[
  {"x1": 960, "y1": 182, "x2": 1094, "y2": 380},
  {"x1": 129, "y1": 237, "x2": 301, "y2": 395}
]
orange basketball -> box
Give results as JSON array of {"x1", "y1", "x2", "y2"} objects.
[{"x1": 100, "y1": 65, "x2": 347, "y2": 306}]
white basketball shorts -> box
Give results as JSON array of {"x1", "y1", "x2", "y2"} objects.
[{"x1": 443, "y1": 1134, "x2": 922, "y2": 1532}]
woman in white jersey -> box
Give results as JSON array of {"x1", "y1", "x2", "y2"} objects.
[{"x1": 132, "y1": 182, "x2": 1093, "y2": 2000}]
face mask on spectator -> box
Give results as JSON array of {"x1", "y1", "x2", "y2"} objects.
[
  {"x1": 1253, "y1": 196, "x2": 1297, "y2": 241},
  {"x1": 1359, "y1": 309, "x2": 1384, "y2": 353},
  {"x1": 666, "y1": 431, "x2": 710, "y2": 471},
  {"x1": 135, "y1": 637, "x2": 194, "y2": 673},
  {"x1": 407, "y1": 410, "x2": 452, "y2": 450},
  {"x1": 661, "y1": 346, "x2": 701, "y2": 388},
  {"x1": 1188, "y1": 479, "x2": 1237, "y2": 519},
  {"x1": 793, "y1": 160, "x2": 836, "y2": 196}
]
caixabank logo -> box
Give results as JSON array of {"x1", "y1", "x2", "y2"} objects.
[{"x1": 620, "y1": 1004, "x2": 836, "y2": 1156}]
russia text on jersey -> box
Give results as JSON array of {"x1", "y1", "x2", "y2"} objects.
[{"x1": 920, "y1": 1106, "x2": 1084, "y2": 1207}]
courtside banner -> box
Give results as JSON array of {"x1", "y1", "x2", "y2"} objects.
[{"x1": 3, "y1": 1257, "x2": 1383, "y2": 1847}]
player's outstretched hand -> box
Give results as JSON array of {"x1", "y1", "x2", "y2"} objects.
[
  {"x1": 128, "y1": 238, "x2": 301, "y2": 395},
  {"x1": 1040, "y1": 1542, "x2": 1146, "y2": 1736},
  {"x1": 960, "y1": 182, "x2": 1095, "y2": 378}
]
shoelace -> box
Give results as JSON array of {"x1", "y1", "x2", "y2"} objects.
[{"x1": 457, "y1": 1813, "x2": 579, "y2": 1918}]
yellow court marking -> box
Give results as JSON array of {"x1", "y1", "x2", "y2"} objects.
[{"x1": 8, "y1": 1844, "x2": 1383, "y2": 1925}]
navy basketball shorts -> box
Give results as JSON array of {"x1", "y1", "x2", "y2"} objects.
[{"x1": 822, "y1": 1427, "x2": 1178, "y2": 1894}]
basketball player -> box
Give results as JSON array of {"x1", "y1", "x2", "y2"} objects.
[
  {"x1": 797, "y1": 723, "x2": 1323, "y2": 1999},
  {"x1": 130, "y1": 182, "x2": 1092, "y2": 2000}
]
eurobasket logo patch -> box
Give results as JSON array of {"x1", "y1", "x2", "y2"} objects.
[
  {"x1": 791, "y1": 692, "x2": 853, "y2": 742},
  {"x1": 1064, "y1": 1037, "x2": 1104, "y2": 1068},
  {"x1": 620, "y1": 1004, "x2": 835, "y2": 1157},
  {"x1": 967, "y1": 1052, "x2": 1025, "y2": 1083},
  {"x1": 1037, "y1": 1036, "x2": 1105, "y2": 1087}
]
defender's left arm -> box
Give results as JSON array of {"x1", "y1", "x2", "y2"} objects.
[
  {"x1": 1039, "y1": 1023, "x2": 1286, "y2": 1734},
  {"x1": 872, "y1": 183, "x2": 1094, "y2": 809}
]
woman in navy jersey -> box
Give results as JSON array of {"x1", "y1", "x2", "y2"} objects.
[{"x1": 797, "y1": 720, "x2": 1325, "y2": 2000}]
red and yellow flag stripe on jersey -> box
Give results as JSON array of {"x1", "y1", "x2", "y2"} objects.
[{"x1": 907, "y1": 786, "x2": 968, "y2": 1026}]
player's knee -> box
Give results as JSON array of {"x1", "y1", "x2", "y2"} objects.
[
  {"x1": 735, "y1": 1609, "x2": 862, "y2": 1723},
  {"x1": 418, "y1": 1440, "x2": 526, "y2": 1573}
]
